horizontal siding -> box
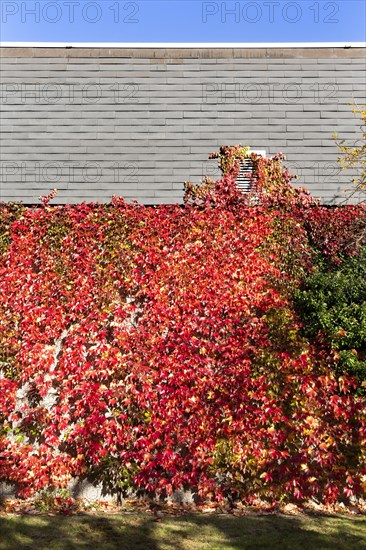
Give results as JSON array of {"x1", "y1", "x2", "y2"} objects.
[{"x1": 0, "y1": 47, "x2": 365, "y2": 204}]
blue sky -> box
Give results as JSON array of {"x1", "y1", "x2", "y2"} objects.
[{"x1": 1, "y1": 0, "x2": 365, "y2": 43}]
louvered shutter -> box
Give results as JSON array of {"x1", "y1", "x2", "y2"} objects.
[{"x1": 236, "y1": 150, "x2": 266, "y2": 193}]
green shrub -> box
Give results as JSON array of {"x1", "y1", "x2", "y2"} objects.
[{"x1": 294, "y1": 247, "x2": 366, "y2": 393}]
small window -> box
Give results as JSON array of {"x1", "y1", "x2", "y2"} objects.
[{"x1": 236, "y1": 150, "x2": 266, "y2": 193}]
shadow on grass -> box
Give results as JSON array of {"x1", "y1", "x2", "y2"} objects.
[
  {"x1": 0, "y1": 513, "x2": 159, "y2": 550},
  {"x1": 0, "y1": 512, "x2": 365, "y2": 550},
  {"x1": 182, "y1": 513, "x2": 366, "y2": 550}
]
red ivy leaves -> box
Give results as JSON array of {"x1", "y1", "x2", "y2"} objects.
[{"x1": 0, "y1": 152, "x2": 365, "y2": 504}]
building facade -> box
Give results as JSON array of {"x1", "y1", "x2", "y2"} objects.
[{"x1": 0, "y1": 45, "x2": 365, "y2": 204}]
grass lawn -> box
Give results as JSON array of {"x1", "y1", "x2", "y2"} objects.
[{"x1": 0, "y1": 512, "x2": 365, "y2": 550}]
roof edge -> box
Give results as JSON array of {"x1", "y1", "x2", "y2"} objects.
[{"x1": 1, "y1": 42, "x2": 365, "y2": 48}]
